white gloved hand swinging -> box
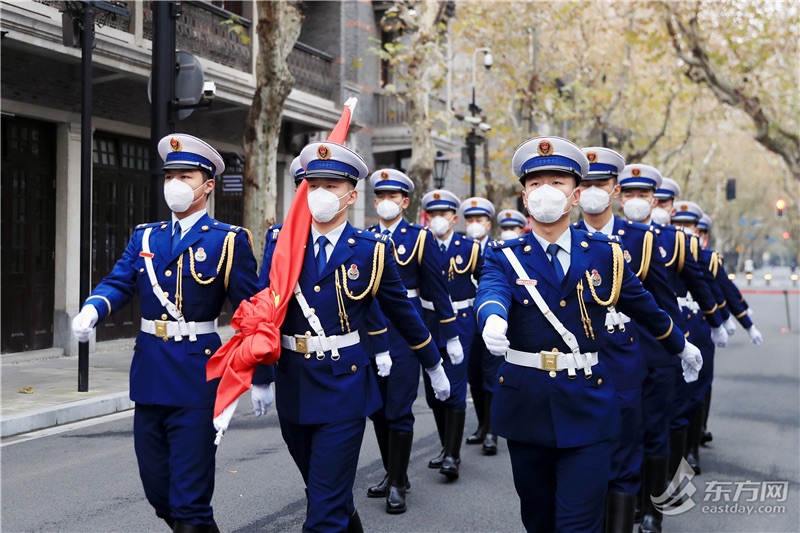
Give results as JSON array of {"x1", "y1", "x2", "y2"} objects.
[
  {"x1": 677, "y1": 341, "x2": 703, "y2": 383},
  {"x1": 72, "y1": 306, "x2": 99, "y2": 343},
  {"x1": 375, "y1": 352, "x2": 393, "y2": 377},
  {"x1": 747, "y1": 325, "x2": 763, "y2": 346},
  {"x1": 425, "y1": 362, "x2": 451, "y2": 401},
  {"x1": 446, "y1": 337, "x2": 464, "y2": 365},
  {"x1": 482, "y1": 315, "x2": 510, "y2": 356},
  {"x1": 710, "y1": 325, "x2": 728, "y2": 348},
  {"x1": 723, "y1": 316, "x2": 737, "y2": 337},
  {"x1": 251, "y1": 383, "x2": 274, "y2": 417}
]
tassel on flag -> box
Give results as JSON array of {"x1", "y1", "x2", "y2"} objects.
[{"x1": 206, "y1": 98, "x2": 358, "y2": 443}]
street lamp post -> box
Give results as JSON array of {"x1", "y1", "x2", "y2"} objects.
[
  {"x1": 467, "y1": 47, "x2": 493, "y2": 197},
  {"x1": 433, "y1": 151, "x2": 450, "y2": 189}
]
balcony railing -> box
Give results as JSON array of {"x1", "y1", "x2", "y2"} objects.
[
  {"x1": 288, "y1": 42, "x2": 335, "y2": 101},
  {"x1": 37, "y1": 1, "x2": 132, "y2": 32},
  {"x1": 375, "y1": 93, "x2": 449, "y2": 126}
]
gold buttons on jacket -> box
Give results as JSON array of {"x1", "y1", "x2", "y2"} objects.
[
  {"x1": 580, "y1": 241, "x2": 589, "y2": 248},
  {"x1": 202, "y1": 225, "x2": 209, "y2": 231},
  {"x1": 161, "y1": 314, "x2": 168, "y2": 320},
  {"x1": 139, "y1": 267, "x2": 145, "y2": 273},
  {"x1": 205, "y1": 348, "x2": 212, "y2": 355},
  {"x1": 163, "y1": 291, "x2": 169, "y2": 297},
  {"x1": 549, "y1": 371, "x2": 557, "y2": 378},
  {"x1": 597, "y1": 378, "x2": 604, "y2": 386},
  {"x1": 165, "y1": 270, "x2": 172, "y2": 277},
  {"x1": 462, "y1": 312, "x2": 468, "y2": 318},
  {"x1": 523, "y1": 299, "x2": 529, "y2": 305},
  {"x1": 314, "y1": 285, "x2": 321, "y2": 292},
  {"x1": 499, "y1": 376, "x2": 504, "y2": 384},
  {"x1": 304, "y1": 353, "x2": 311, "y2": 360},
  {"x1": 351, "y1": 365, "x2": 357, "y2": 372},
  {"x1": 524, "y1": 245, "x2": 532, "y2": 252},
  {"x1": 560, "y1": 300, "x2": 567, "y2": 307}
]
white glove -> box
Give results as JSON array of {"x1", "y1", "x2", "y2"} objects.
[
  {"x1": 213, "y1": 396, "x2": 240, "y2": 445},
  {"x1": 425, "y1": 362, "x2": 451, "y2": 401},
  {"x1": 710, "y1": 325, "x2": 728, "y2": 348},
  {"x1": 375, "y1": 352, "x2": 393, "y2": 377},
  {"x1": 746, "y1": 308, "x2": 753, "y2": 318},
  {"x1": 72, "y1": 306, "x2": 99, "y2": 343},
  {"x1": 747, "y1": 325, "x2": 763, "y2": 346},
  {"x1": 446, "y1": 337, "x2": 464, "y2": 365},
  {"x1": 250, "y1": 384, "x2": 274, "y2": 417},
  {"x1": 678, "y1": 341, "x2": 703, "y2": 383},
  {"x1": 482, "y1": 315, "x2": 510, "y2": 356},
  {"x1": 723, "y1": 316, "x2": 737, "y2": 337}
]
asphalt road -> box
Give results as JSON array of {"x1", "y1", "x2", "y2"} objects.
[{"x1": 2, "y1": 292, "x2": 798, "y2": 533}]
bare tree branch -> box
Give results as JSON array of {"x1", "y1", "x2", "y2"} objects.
[{"x1": 626, "y1": 91, "x2": 677, "y2": 162}]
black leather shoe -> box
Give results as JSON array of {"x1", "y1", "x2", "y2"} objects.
[
  {"x1": 465, "y1": 426, "x2": 484, "y2": 445},
  {"x1": 438, "y1": 409, "x2": 465, "y2": 480},
  {"x1": 367, "y1": 474, "x2": 389, "y2": 498},
  {"x1": 439, "y1": 453, "x2": 460, "y2": 480},
  {"x1": 481, "y1": 432, "x2": 497, "y2": 455},
  {"x1": 428, "y1": 449, "x2": 445, "y2": 468},
  {"x1": 700, "y1": 430, "x2": 713, "y2": 446}
]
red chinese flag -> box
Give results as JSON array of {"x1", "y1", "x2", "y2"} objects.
[{"x1": 207, "y1": 99, "x2": 357, "y2": 419}]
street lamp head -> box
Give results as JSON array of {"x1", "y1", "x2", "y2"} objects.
[
  {"x1": 478, "y1": 122, "x2": 492, "y2": 132},
  {"x1": 483, "y1": 52, "x2": 494, "y2": 70},
  {"x1": 433, "y1": 151, "x2": 450, "y2": 189}
]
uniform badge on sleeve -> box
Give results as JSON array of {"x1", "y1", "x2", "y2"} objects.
[
  {"x1": 347, "y1": 264, "x2": 360, "y2": 280},
  {"x1": 397, "y1": 244, "x2": 406, "y2": 256},
  {"x1": 659, "y1": 246, "x2": 667, "y2": 258},
  {"x1": 623, "y1": 250, "x2": 632, "y2": 263},
  {"x1": 590, "y1": 269, "x2": 602, "y2": 286},
  {"x1": 195, "y1": 247, "x2": 207, "y2": 262}
]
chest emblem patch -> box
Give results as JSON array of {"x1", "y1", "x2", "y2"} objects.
[
  {"x1": 397, "y1": 244, "x2": 406, "y2": 256},
  {"x1": 347, "y1": 264, "x2": 360, "y2": 280},
  {"x1": 590, "y1": 269, "x2": 602, "y2": 286},
  {"x1": 623, "y1": 250, "x2": 632, "y2": 263},
  {"x1": 195, "y1": 248, "x2": 207, "y2": 262},
  {"x1": 659, "y1": 246, "x2": 667, "y2": 258}
]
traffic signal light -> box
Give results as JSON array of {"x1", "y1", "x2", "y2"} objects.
[
  {"x1": 726, "y1": 179, "x2": 736, "y2": 200},
  {"x1": 775, "y1": 198, "x2": 787, "y2": 219}
]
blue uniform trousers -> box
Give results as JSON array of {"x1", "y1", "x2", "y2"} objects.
[
  {"x1": 641, "y1": 364, "x2": 677, "y2": 456},
  {"x1": 133, "y1": 404, "x2": 216, "y2": 526},
  {"x1": 369, "y1": 352, "x2": 420, "y2": 432},
  {"x1": 279, "y1": 416, "x2": 366, "y2": 533},
  {"x1": 507, "y1": 439, "x2": 611, "y2": 533},
  {"x1": 689, "y1": 339, "x2": 715, "y2": 411},
  {"x1": 468, "y1": 333, "x2": 503, "y2": 394},
  {"x1": 609, "y1": 386, "x2": 644, "y2": 495}
]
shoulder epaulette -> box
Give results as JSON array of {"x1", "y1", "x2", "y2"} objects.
[
  {"x1": 488, "y1": 237, "x2": 525, "y2": 249},
  {"x1": 355, "y1": 229, "x2": 387, "y2": 242},
  {"x1": 135, "y1": 221, "x2": 167, "y2": 230},
  {"x1": 407, "y1": 222, "x2": 425, "y2": 231},
  {"x1": 207, "y1": 220, "x2": 243, "y2": 233},
  {"x1": 585, "y1": 231, "x2": 615, "y2": 243},
  {"x1": 625, "y1": 220, "x2": 652, "y2": 233}
]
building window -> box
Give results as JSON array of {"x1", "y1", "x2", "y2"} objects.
[
  {"x1": 93, "y1": 137, "x2": 118, "y2": 167},
  {"x1": 212, "y1": 1, "x2": 243, "y2": 17},
  {"x1": 121, "y1": 141, "x2": 149, "y2": 170}
]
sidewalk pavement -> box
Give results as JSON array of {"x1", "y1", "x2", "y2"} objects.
[{"x1": 1, "y1": 326, "x2": 234, "y2": 438}]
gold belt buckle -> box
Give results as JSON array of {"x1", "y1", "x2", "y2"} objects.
[
  {"x1": 295, "y1": 337, "x2": 308, "y2": 354},
  {"x1": 541, "y1": 351, "x2": 558, "y2": 372},
  {"x1": 154, "y1": 320, "x2": 169, "y2": 341}
]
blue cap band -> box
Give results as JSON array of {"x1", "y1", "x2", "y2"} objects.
[
  {"x1": 426, "y1": 200, "x2": 458, "y2": 211},
  {"x1": 373, "y1": 180, "x2": 411, "y2": 192},
  {"x1": 500, "y1": 220, "x2": 524, "y2": 227},
  {"x1": 164, "y1": 152, "x2": 216, "y2": 176},
  {"x1": 697, "y1": 221, "x2": 710, "y2": 230},
  {"x1": 654, "y1": 188, "x2": 675, "y2": 199},
  {"x1": 621, "y1": 177, "x2": 658, "y2": 189},
  {"x1": 305, "y1": 159, "x2": 359, "y2": 179},
  {"x1": 463, "y1": 207, "x2": 492, "y2": 216},
  {"x1": 672, "y1": 212, "x2": 700, "y2": 222},
  {"x1": 587, "y1": 162, "x2": 620, "y2": 174},
  {"x1": 521, "y1": 155, "x2": 582, "y2": 176}
]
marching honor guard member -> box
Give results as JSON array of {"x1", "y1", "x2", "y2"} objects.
[
  {"x1": 460, "y1": 196, "x2": 502, "y2": 455},
  {"x1": 497, "y1": 209, "x2": 528, "y2": 241},
  {"x1": 259, "y1": 141, "x2": 451, "y2": 532},
  {"x1": 475, "y1": 136, "x2": 702, "y2": 533},
  {"x1": 364, "y1": 168, "x2": 458, "y2": 514},
  {"x1": 420, "y1": 189, "x2": 484, "y2": 480},
  {"x1": 574, "y1": 148, "x2": 689, "y2": 533},
  {"x1": 71, "y1": 134, "x2": 260, "y2": 533}
]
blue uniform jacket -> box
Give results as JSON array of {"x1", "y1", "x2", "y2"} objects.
[
  {"x1": 474, "y1": 228, "x2": 686, "y2": 447},
  {"x1": 261, "y1": 223, "x2": 441, "y2": 425},
  {"x1": 714, "y1": 254, "x2": 753, "y2": 328},
  {"x1": 83, "y1": 214, "x2": 259, "y2": 408},
  {"x1": 368, "y1": 220, "x2": 458, "y2": 343}
]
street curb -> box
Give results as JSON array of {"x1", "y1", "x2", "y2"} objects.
[{"x1": 1, "y1": 392, "x2": 134, "y2": 438}]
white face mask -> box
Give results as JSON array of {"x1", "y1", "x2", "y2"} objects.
[
  {"x1": 622, "y1": 197, "x2": 652, "y2": 222},
  {"x1": 526, "y1": 185, "x2": 574, "y2": 224},
  {"x1": 164, "y1": 178, "x2": 207, "y2": 213},
  {"x1": 650, "y1": 206, "x2": 671, "y2": 225},
  {"x1": 466, "y1": 222, "x2": 487, "y2": 240},
  {"x1": 501, "y1": 229, "x2": 520, "y2": 240},
  {"x1": 376, "y1": 199, "x2": 402, "y2": 221},
  {"x1": 579, "y1": 186, "x2": 611, "y2": 215},
  {"x1": 679, "y1": 226, "x2": 694, "y2": 235},
  {"x1": 428, "y1": 215, "x2": 452, "y2": 237},
  {"x1": 308, "y1": 187, "x2": 351, "y2": 223}
]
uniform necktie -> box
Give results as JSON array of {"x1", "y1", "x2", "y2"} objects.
[
  {"x1": 547, "y1": 243, "x2": 565, "y2": 282},
  {"x1": 440, "y1": 243, "x2": 447, "y2": 253},
  {"x1": 381, "y1": 229, "x2": 391, "y2": 236},
  {"x1": 316, "y1": 235, "x2": 329, "y2": 275},
  {"x1": 172, "y1": 222, "x2": 182, "y2": 254}
]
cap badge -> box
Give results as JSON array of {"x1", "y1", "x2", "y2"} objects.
[
  {"x1": 433, "y1": 193, "x2": 441, "y2": 200},
  {"x1": 381, "y1": 171, "x2": 389, "y2": 180},
  {"x1": 631, "y1": 167, "x2": 641, "y2": 177},
  {"x1": 347, "y1": 263, "x2": 360, "y2": 280},
  {"x1": 317, "y1": 144, "x2": 331, "y2": 160},
  {"x1": 170, "y1": 137, "x2": 182, "y2": 152},
  {"x1": 505, "y1": 212, "x2": 512, "y2": 218},
  {"x1": 586, "y1": 151, "x2": 597, "y2": 163},
  {"x1": 471, "y1": 200, "x2": 478, "y2": 207},
  {"x1": 681, "y1": 205, "x2": 688, "y2": 211},
  {"x1": 397, "y1": 244, "x2": 406, "y2": 256},
  {"x1": 195, "y1": 247, "x2": 207, "y2": 262},
  {"x1": 623, "y1": 249, "x2": 632, "y2": 263},
  {"x1": 537, "y1": 140, "x2": 554, "y2": 156},
  {"x1": 590, "y1": 269, "x2": 602, "y2": 286}
]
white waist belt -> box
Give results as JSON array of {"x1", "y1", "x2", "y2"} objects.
[
  {"x1": 677, "y1": 296, "x2": 700, "y2": 312},
  {"x1": 141, "y1": 318, "x2": 216, "y2": 341},
  {"x1": 281, "y1": 331, "x2": 360, "y2": 356},
  {"x1": 406, "y1": 288, "x2": 419, "y2": 299},
  {"x1": 420, "y1": 297, "x2": 474, "y2": 311},
  {"x1": 505, "y1": 348, "x2": 599, "y2": 373}
]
